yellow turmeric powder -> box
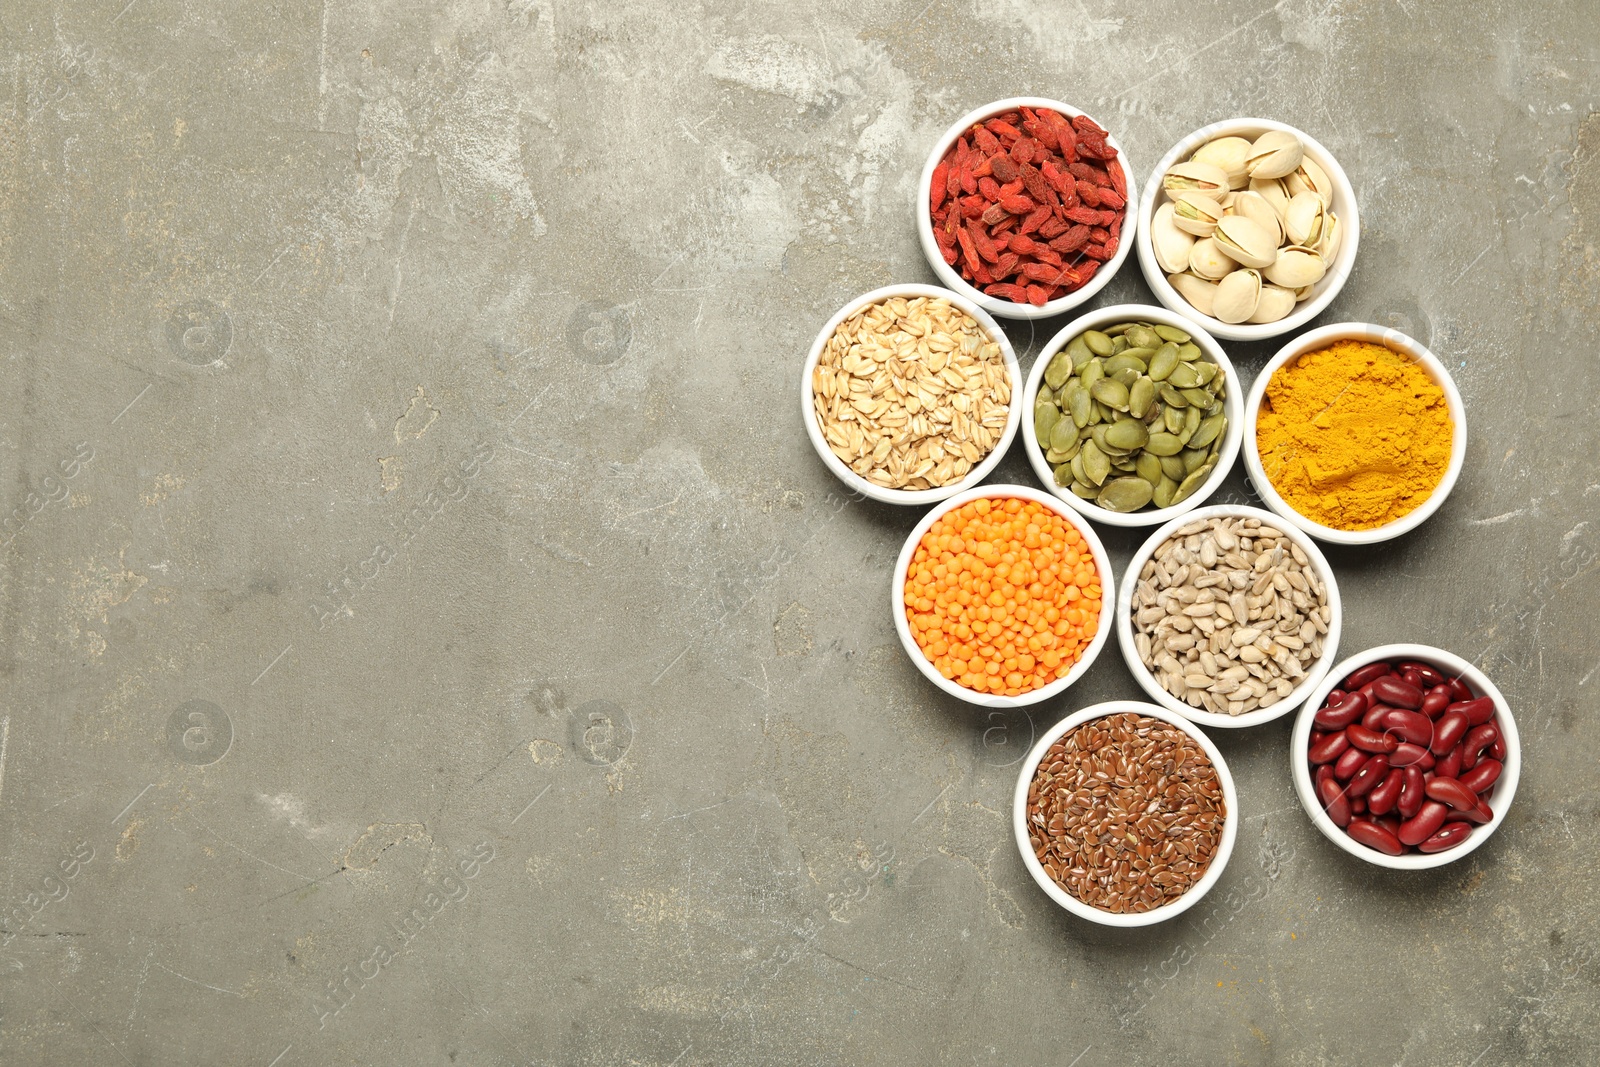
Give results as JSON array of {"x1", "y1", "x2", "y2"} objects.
[{"x1": 1256, "y1": 340, "x2": 1452, "y2": 530}]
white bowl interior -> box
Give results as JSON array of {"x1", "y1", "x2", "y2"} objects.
[
  {"x1": 1135, "y1": 118, "x2": 1359, "y2": 342},
  {"x1": 891, "y1": 484, "x2": 1114, "y2": 708},
  {"x1": 1242, "y1": 323, "x2": 1468, "y2": 545},
  {"x1": 1289, "y1": 643, "x2": 1521, "y2": 870},
  {"x1": 1012, "y1": 700, "x2": 1239, "y2": 926},
  {"x1": 1020, "y1": 303, "x2": 1244, "y2": 529},
  {"x1": 801, "y1": 283, "x2": 1023, "y2": 506},
  {"x1": 917, "y1": 97, "x2": 1138, "y2": 321},
  {"x1": 1115, "y1": 504, "x2": 1342, "y2": 729}
]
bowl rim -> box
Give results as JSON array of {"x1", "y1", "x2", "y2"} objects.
[
  {"x1": 916, "y1": 96, "x2": 1138, "y2": 321},
  {"x1": 1242, "y1": 322, "x2": 1468, "y2": 544},
  {"x1": 801, "y1": 283, "x2": 1024, "y2": 506},
  {"x1": 891, "y1": 483, "x2": 1114, "y2": 708},
  {"x1": 1012, "y1": 699, "x2": 1239, "y2": 926},
  {"x1": 1134, "y1": 117, "x2": 1360, "y2": 342},
  {"x1": 1114, "y1": 503, "x2": 1343, "y2": 728},
  {"x1": 1289, "y1": 643, "x2": 1521, "y2": 870},
  {"x1": 1019, "y1": 302, "x2": 1244, "y2": 528}
]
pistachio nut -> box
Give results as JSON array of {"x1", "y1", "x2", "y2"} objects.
[
  {"x1": 1151, "y1": 202, "x2": 1196, "y2": 274},
  {"x1": 1249, "y1": 176, "x2": 1291, "y2": 223},
  {"x1": 1190, "y1": 136, "x2": 1253, "y2": 190},
  {"x1": 1285, "y1": 155, "x2": 1335, "y2": 202},
  {"x1": 1212, "y1": 215, "x2": 1279, "y2": 270},
  {"x1": 1212, "y1": 268, "x2": 1263, "y2": 324},
  {"x1": 1162, "y1": 160, "x2": 1230, "y2": 200},
  {"x1": 1167, "y1": 272, "x2": 1220, "y2": 318},
  {"x1": 1283, "y1": 191, "x2": 1327, "y2": 247},
  {"x1": 1247, "y1": 283, "x2": 1297, "y2": 324},
  {"x1": 1188, "y1": 237, "x2": 1237, "y2": 281},
  {"x1": 1315, "y1": 211, "x2": 1342, "y2": 262},
  {"x1": 1294, "y1": 283, "x2": 1315, "y2": 302},
  {"x1": 1262, "y1": 246, "x2": 1326, "y2": 289},
  {"x1": 1246, "y1": 130, "x2": 1305, "y2": 181},
  {"x1": 1171, "y1": 191, "x2": 1227, "y2": 238},
  {"x1": 1228, "y1": 190, "x2": 1284, "y2": 246}
]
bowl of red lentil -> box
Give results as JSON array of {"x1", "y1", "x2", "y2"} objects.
[
  {"x1": 1013, "y1": 701, "x2": 1238, "y2": 926},
  {"x1": 918, "y1": 97, "x2": 1138, "y2": 321},
  {"x1": 892, "y1": 484, "x2": 1114, "y2": 708}
]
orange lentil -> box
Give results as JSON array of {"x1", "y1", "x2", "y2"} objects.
[{"x1": 904, "y1": 497, "x2": 1103, "y2": 697}]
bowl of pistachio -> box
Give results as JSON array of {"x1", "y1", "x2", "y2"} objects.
[
  {"x1": 1134, "y1": 119, "x2": 1359, "y2": 342},
  {"x1": 1021, "y1": 303, "x2": 1243, "y2": 528}
]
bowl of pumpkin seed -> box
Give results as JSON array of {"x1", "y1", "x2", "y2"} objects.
[{"x1": 1021, "y1": 304, "x2": 1243, "y2": 528}]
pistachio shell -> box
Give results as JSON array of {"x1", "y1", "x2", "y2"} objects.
[
  {"x1": 1262, "y1": 246, "x2": 1326, "y2": 289},
  {"x1": 1246, "y1": 130, "x2": 1305, "y2": 180},
  {"x1": 1190, "y1": 136, "x2": 1252, "y2": 190},
  {"x1": 1294, "y1": 283, "x2": 1315, "y2": 302},
  {"x1": 1151, "y1": 202, "x2": 1196, "y2": 275},
  {"x1": 1162, "y1": 160, "x2": 1230, "y2": 199},
  {"x1": 1171, "y1": 191, "x2": 1227, "y2": 238},
  {"x1": 1249, "y1": 176, "x2": 1291, "y2": 224},
  {"x1": 1286, "y1": 155, "x2": 1335, "y2": 202},
  {"x1": 1167, "y1": 272, "x2": 1219, "y2": 318},
  {"x1": 1188, "y1": 237, "x2": 1237, "y2": 281},
  {"x1": 1247, "y1": 283, "x2": 1297, "y2": 324},
  {"x1": 1213, "y1": 268, "x2": 1263, "y2": 324},
  {"x1": 1213, "y1": 216, "x2": 1279, "y2": 270},
  {"x1": 1315, "y1": 211, "x2": 1342, "y2": 262},
  {"x1": 1283, "y1": 191, "x2": 1327, "y2": 247},
  {"x1": 1228, "y1": 190, "x2": 1283, "y2": 246}
]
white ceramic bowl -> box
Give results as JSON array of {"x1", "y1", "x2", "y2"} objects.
[
  {"x1": 1020, "y1": 303, "x2": 1243, "y2": 528},
  {"x1": 1136, "y1": 118, "x2": 1359, "y2": 342},
  {"x1": 891, "y1": 484, "x2": 1113, "y2": 708},
  {"x1": 916, "y1": 97, "x2": 1137, "y2": 321},
  {"x1": 1290, "y1": 644, "x2": 1521, "y2": 870},
  {"x1": 1013, "y1": 700, "x2": 1239, "y2": 926},
  {"x1": 801, "y1": 284, "x2": 1023, "y2": 506},
  {"x1": 1242, "y1": 323, "x2": 1467, "y2": 545},
  {"x1": 1115, "y1": 504, "x2": 1342, "y2": 730}
]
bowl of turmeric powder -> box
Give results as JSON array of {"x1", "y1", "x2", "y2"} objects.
[{"x1": 1243, "y1": 324, "x2": 1467, "y2": 544}]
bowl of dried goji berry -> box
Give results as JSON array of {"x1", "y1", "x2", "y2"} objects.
[{"x1": 919, "y1": 98, "x2": 1138, "y2": 321}]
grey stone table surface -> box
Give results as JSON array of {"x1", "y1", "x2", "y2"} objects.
[{"x1": 1, "y1": 0, "x2": 1596, "y2": 1064}]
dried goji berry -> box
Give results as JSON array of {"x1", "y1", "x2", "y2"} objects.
[
  {"x1": 1065, "y1": 205, "x2": 1101, "y2": 225},
  {"x1": 1033, "y1": 246, "x2": 1063, "y2": 267},
  {"x1": 1025, "y1": 285, "x2": 1049, "y2": 307},
  {"x1": 1040, "y1": 159, "x2": 1071, "y2": 195},
  {"x1": 990, "y1": 214, "x2": 1018, "y2": 235},
  {"x1": 994, "y1": 252, "x2": 1019, "y2": 278},
  {"x1": 985, "y1": 283, "x2": 1030, "y2": 301},
  {"x1": 978, "y1": 176, "x2": 1000, "y2": 200},
  {"x1": 1077, "y1": 181, "x2": 1101, "y2": 208},
  {"x1": 1099, "y1": 209, "x2": 1120, "y2": 227},
  {"x1": 1020, "y1": 205, "x2": 1052, "y2": 235},
  {"x1": 987, "y1": 118, "x2": 1023, "y2": 142},
  {"x1": 1102, "y1": 235, "x2": 1119, "y2": 259},
  {"x1": 973, "y1": 126, "x2": 1000, "y2": 154},
  {"x1": 1068, "y1": 162, "x2": 1094, "y2": 183},
  {"x1": 958, "y1": 161, "x2": 976, "y2": 195},
  {"x1": 1010, "y1": 137, "x2": 1036, "y2": 165},
  {"x1": 1019, "y1": 164, "x2": 1054, "y2": 205},
  {"x1": 940, "y1": 244, "x2": 958, "y2": 266},
  {"x1": 1106, "y1": 158, "x2": 1127, "y2": 199},
  {"x1": 989, "y1": 154, "x2": 1018, "y2": 183},
  {"x1": 998, "y1": 194, "x2": 1035, "y2": 215},
  {"x1": 1037, "y1": 216, "x2": 1069, "y2": 239},
  {"x1": 1008, "y1": 233, "x2": 1037, "y2": 255},
  {"x1": 1076, "y1": 259, "x2": 1101, "y2": 284},
  {"x1": 955, "y1": 226, "x2": 981, "y2": 272},
  {"x1": 998, "y1": 178, "x2": 1024, "y2": 198},
  {"x1": 980, "y1": 202, "x2": 1008, "y2": 226},
  {"x1": 960, "y1": 195, "x2": 986, "y2": 220},
  {"x1": 1050, "y1": 225, "x2": 1090, "y2": 254},
  {"x1": 931, "y1": 161, "x2": 949, "y2": 210},
  {"x1": 1109, "y1": 215, "x2": 1123, "y2": 238},
  {"x1": 1097, "y1": 187, "x2": 1126, "y2": 211},
  {"x1": 1021, "y1": 261, "x2": 1071, "y2": 284},
  {"x1": 1083, "y1": 243, "x2": 1109, "y2": 261},
  {"x1": 968, "y1": 220, "x2": 1001, "y2": 264}
]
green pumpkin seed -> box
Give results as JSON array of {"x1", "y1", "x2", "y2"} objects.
[
  {"x1": 1080, "y1": 358, "x2": 1104, "y2": 392},
  {"x1": 1193, "y1": 360, "x2": 1218, "y2": 386},
  {"x1": 1097, "y1": 477, "x2": 1155, "y2": 512},
  {"x1": 1189, "y1": 412, "x2": 1226, "y2": 449},
  {"x1": 1070, "y1": 480, "x2": 1099, "y2": 500},
  {"x1": 1068, "y1": 336, "x2": 1094, "y2": 370},
  {"x1": 1152, "y1": 475, "x2": 1178, "y2": 509},
  {"x1": 1104, "y1": 418, "x2": 1149, "y2": 450},
  {"x1": 1069, "y1": 385, "x2": 1093, "y2": 427},
  {"x1": 1126, "y1": 325, "x2": 1162, "y2": 349},
  {"x1": 1053, "y1": 462, "x2": 1073, "y2": 487},
  {"x1": 1183, "y1": 405, "x2": 1203, "y2": 438},
  {"x1": 1044, "y1": 349, "x2": 1074, "y2": 389},
  {"x1": 1160, "y1": 455, "x2": 1188, "y2": 481},
  {"x1": 1070, "y1": 451, "x2": 1088, "y2": 486},
  {"x1": 1148, "y1": 343, "x2": 1180, "y2": 382},
  {"x1": 1135, "y1": 452, "x2": 1164, "y2": 485},
  {"x1": 1177, "y1": 342, "x2": 1202, "y2": 362},
  {"x1": 1089, "y1": 402, "x2": 1106, "y2": 425},
  {"x1": 1181, "y1": 446, "x2": 1209, "y2": 474},
  {"x1": 1049, "y1": 417, "x2": 1077, "y2": 452},
  {"x1": 1111, "y1": 367, "x2": 1139, "y2": 389},
  {"x1": 1103, "y1": 322, "x2": 1133, "y2": 335},
  {"x1": 1160, "y1": 384, "x2": 1188, "y2": 408},
  {"x1": 1144, "y1": 432, "x2": 1184, "y2": 456},
  {"x1": 1111, "y1": 334, "x2": 1129, "y2": 353},
  {"x1": 1163, "y1": 405, "x2": 1186, "y2": 434},
  {"x1": 1081, "y1": 440, "x2": 1111, "y2": 486},
  {"x1": 1180, "y1": 387, "x2": 1215, "y2": 407},
  {"x1": 1172, "y1": 462, "x2": 1215, "y2": 505},
  {"x1": 1112, "y1": 457, "x2": 1138, "y2": 473},
  {"x1": 1153, "y1": 324, "x2": 1191, "y2": 343},
  {"x1": 1090, "y1": 378, "x2": 1129, "y2": 410},
  {"x1": 1034, "y1": 405, "x2": 1061, "y2": 444},
  {"x1": 1167, "y1": 362, "x2": 1201, "y2": 389},
  {"x1": 1104, "y1": 353, "x2": 1148, "y2": 376},
  {"x1": 1084, "y1": 330, "x2": 1114, "y2": 356},
  {"x1": 1128, "y1": 377, "x2": 1155, "y2": 419}
]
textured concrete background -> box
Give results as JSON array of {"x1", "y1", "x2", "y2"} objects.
[{"x1": 1, "y1": 0, "x2": 1596, "y2": 1064}]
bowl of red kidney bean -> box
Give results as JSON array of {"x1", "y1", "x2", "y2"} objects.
[
  {"x1": 1291, "y1": 644, "x2": 1520, "y2": 869},
  {"x1": 918, "y1": 98, "x2": 1138, "y2": 321}
]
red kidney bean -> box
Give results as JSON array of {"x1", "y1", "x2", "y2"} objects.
[
  {"x1": 1347, "y1": 817, "x2": 1405, "y2": 856},
  {"x1": 1490, "y1": 731, "x2": 1507, "y2": 760},
  {"x1": 1376, "y1": 814, "x2": 1403, "y2": 839},
  {"x1": 1419, "y1": 822, "x2": 1474, "y2": 853},
  {"x1": 1460, "y1": 724, "x2": 1499, "y2": 771},
  {"x1": 1447, "y1": 697, "x2": 1495, "y2": 727},
  {"x1": 1446, "y1": 676, "x2": 1473, "y2": 702},
  {"x1": 1350, "y1": 796, "x2": 1367, "y2": 815},
  {"x1": 1383, "y1": 710, "x2": 1434, "y2": 747},
  {"x1": 1362, "y1": 703, "x2": 1396, "y2": 730},
  {"x1": 1388, "y1": 743, "x2": 1433, "y2": 769},
  {"x1": 1425, "y1": 776, "x2": 1480, "y2": 812},
  {"x1": 1420, "y1": 685, "x2": 1451, "y2": 718},
  {"x1": 1436, "y1": 744, "x2": 1463, "y2": 781},
  {"x1": 1397, "y1": 766, "x2": 1425, "y2": 819},
  {"x1": 1453, "y1": 799, "x2": 1494, "y2": 825},
  {"x1": 1366, "y1": 768, "x2": 1404, "y2": 815},
  {"x1": 1318, "y1": 775, "x2": 1352, "y2": 827},
  {"x1": 1348, "y1": 755, "x2": 1390, "y2": 799},
  {"x1": 1347, "y1": 724, "x2": 1399, "y2": 754},
  {"x1": 1309, "y1": 730, "x2": 1350, "y2": 765},
  {"x1": 1399, "y1": 661, "x2": 1446, "y2": 688},
  {"x1": 1399, "y1": 801, "x2": 1449, "y2": 846},
  {"x1": 1457, "y1": 759, "x2": 1502, "y2": 794},
  {"x1": 1314, "y1": 691, "x2": 1368, "y2": 730},
  {"x1": 1401, "y1": 668, "x2": 1424, "y2": 690},
  {"x1": 1373, "y1": 676, "x2": 1423, "y2": 709},
  {"x1": 1333, "y1": 746, "x2": 1367, "y2": 780},
  {"x1": 1430, "y1": 710, "x2": 1468, "y2": 755},
  {"x1": 1344, "y1": 662, "x2": 1393, "y2": 690}
]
